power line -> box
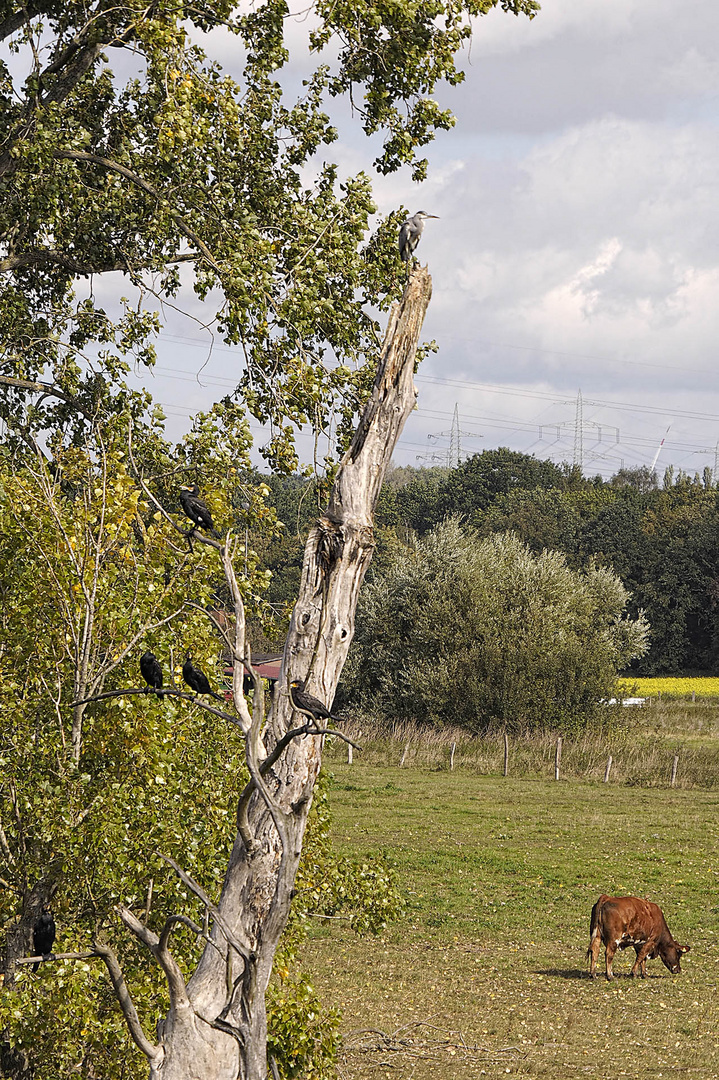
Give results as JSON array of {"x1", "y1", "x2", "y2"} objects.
[
  {"x1": 437, "y1": 330, "x2": 713, "y2": 380},
  {"x1": 146, "y1": 333, "x2": 719, "y2": 426},
  {"x1": 419, "y1": 403, "x2": 480, "y2": 467},
  {"x1": 135, "y1": 339, "x2": 719, "y2": 477},
  {"x1": 415, "y1": 373, "x2": 719, "y2": 425},
  {"x1": 414, "y1": 405, "x2": 714, "y2": 456},
  {"x1": 158, "y1": 327, "x2": 714, "y2": 381}
]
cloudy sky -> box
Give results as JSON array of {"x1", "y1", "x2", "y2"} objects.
[{"x1": 144, "y1": 0, "x2": 719, "y2": 480}]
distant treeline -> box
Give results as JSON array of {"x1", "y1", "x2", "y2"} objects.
[{"x1": 260, "y1": 449, "x2": 719, "y2": 675}]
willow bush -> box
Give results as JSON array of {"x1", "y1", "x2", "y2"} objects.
[{"x1": 340, "y1": 521, "x2": 649, "y2": 733}]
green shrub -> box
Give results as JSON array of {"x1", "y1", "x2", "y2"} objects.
[{"x1": 341, "y1": 521, "x2": 649, "y2": 733}]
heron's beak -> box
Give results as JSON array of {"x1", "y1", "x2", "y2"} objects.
[{"x1": 426, "y1": 215, "x2": 440, "y2": 219}]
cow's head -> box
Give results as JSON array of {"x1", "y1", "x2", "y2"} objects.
[{"x1": 661, "y1": 941, "x2": 690, "y2": 974}]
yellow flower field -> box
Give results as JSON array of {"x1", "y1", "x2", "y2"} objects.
[{"x1": 617, "y1": 676, "x2": 719, "y2": 698}]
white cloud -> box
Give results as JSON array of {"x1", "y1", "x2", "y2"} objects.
[
  {"x1": 445, "y1": 0, "x2": 719, "y2": 135},
  {"x1": 41, "y1": 0, "x2": 719, "y2": 478},
  {"x1": 471, "y1": 0, "x2": 638, "y2": 58}
]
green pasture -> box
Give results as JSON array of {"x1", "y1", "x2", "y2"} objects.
[{"x1": 301, "y1": 765, "x2": 719, "y2": 1079}]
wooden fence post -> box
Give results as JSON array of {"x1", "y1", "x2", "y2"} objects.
[
  {"x1": 450, "y1": 742, "x2": 456, "y2": 771},
  {"x1": 503, "y1": 732, "x2": 509, "y2": 777},
  {"x1": 347, "y1": 743, "x2": 353, "y2": 765},
  {"x1": 691, "y1": 690, "x2": 696, "y2": 703},
  {"x1": 671, "y1": 754, "x2": 679, "y2": 787},
  {"x1": 604, "y1": 755, "x2": 613, "y2": 783},
  {"x1": 399, "y1": 741, "x2": 409, "y2": 767},
  {"x1": 554, "y1": 736, "x2": 562, "y2": 781}
]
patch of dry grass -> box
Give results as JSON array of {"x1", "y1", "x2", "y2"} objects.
[{"x1": 325, "y1": 705, "x2": 719, "y2": 787}]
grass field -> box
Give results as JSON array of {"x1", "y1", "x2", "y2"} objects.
[{"x1": 300, "y1": 765, "x2": 719, "y2": 1079}]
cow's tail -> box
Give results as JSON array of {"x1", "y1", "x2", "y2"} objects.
[{"x1": 586, "y1": 894, "x2": 609, "y2": 967}]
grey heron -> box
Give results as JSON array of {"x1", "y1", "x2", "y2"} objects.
[{"x1": 398, "y1": 210, "x2": 439, "y2": 264}]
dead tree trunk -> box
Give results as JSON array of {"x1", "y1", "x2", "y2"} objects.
[{"x1": 119, "y1": 267, "x2": 432, "y2": 1080}]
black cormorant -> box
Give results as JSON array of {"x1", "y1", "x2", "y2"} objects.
[
  {"x1": 179, "y1": 485, "x2": 220, "y2": 538},
  {"x1": 140, "y1": 651, "x2": 163, "y2": 693},
  {"x1": 32, "y1": 908, "x2": 56, "y2": 972},
  {"x1": 289, "y1": 679, "x2": 345, "y2": 723},
  {"x1": 182, "y1": 653, "x2": 224, "y2": 701}
]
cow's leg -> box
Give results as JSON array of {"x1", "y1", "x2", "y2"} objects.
[
  {"x1": 588, "y1": 932, "x2": 602, "y2": 979},
  {"x1": 631, "y1": 941, "x2": 653, "y2": 978},
  {"x1": 605, "y1": 940, "x2": 618, "y2": 981},
  {"x1": 633, "y1": 945, "x2": 648, "y2": 978}
]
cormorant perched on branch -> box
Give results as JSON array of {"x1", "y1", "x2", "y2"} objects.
[
  {"x1": 140, "y1": 651, "x2": 164, "y2": 694},
  {"x1": 179, "y1": 485, "x2": 220, "y2": 538},
  {"x1": 289, "y1": 679, "x2": 345, "y2": 723},
  {"x1": 32, "y1": 908, "x2": 56, "y2": 972},
  {"x1": 182, "y1": 653, "x2": 224, "y2": 701}
]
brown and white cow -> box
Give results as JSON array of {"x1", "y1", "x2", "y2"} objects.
[{"x1": 587, "y1": 894, "x2": 690, "y2": 980}]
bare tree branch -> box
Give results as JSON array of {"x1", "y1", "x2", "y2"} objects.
[
  {"x1": 306, "y1": 727, "x2": 361, "y2": 750},
  {"x1": 234, "y1": 722, "x2": 359, "y2": 846},
  {"x1": 127, "y1": 418, "x2": 224, "y2": 552},
  {"x1": 221, "y1": 541, "x2": 254, "y2": 727},
  {"x1": 158, "y1": 914, "x2": 226, "y2": 960},
  {"x1": 115, "y1": 904, "x2": 190, "y2": 1009},
  {"x1": 0, "y1": 249, "x2": 198, "y2": 274},
  {"x1": 17, "y1": 950, "x2": 99, "y2": 965},
  {"x1": 0, "y1": 374, "x2": 92, "y2": 419},
  {"x1": 158, "y1": 913, "x2": 204, "y2": 953},
  {"x1": 92, "y1": 940, "x2": 162, "y2": 1065},
  {"x1": 218, "y1": 539, "x2": 293, "y2": 853},
  {"x1": 195, "y1": 1011, "x2": 249, "y2": 1050},
  {"x1": 158, "y1": 854, "x2": 252, "y2": 965},
  {"x1": 262, "y1": 723, "x2": 360, "y2": 779},
  {"x1": 70, "y1": 684, "x2": 244, "y2": 729}
]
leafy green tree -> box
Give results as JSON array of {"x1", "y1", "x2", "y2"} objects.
[
  {"x1": 353, "y1": 454, "x2": 719, "y2": 676},
  {"x1": 0, "y1": 258, "x2": 434, "y2": 1080},
  {"x1": 1, "y1": 0, "x2": 540, "y2": 1073},
  {"x1": 0, "y1": 399, "x2": 406, "y2": 1079},
  {"x1": 0, "y1": 425, "x2": 250, "y2": 1076},
  {"x1": 570, "y1": 483, "x2": 719, "y2": 674},
  {"x1": 380, "y1": 466, "x2": 448, "y2": 537},
  {"x1": 632, "y1": 489, "x2": 719, "y2": 673},
  {"x1": 576, "y1": 492, "x2": 649, "y2": 586},
  {"x1": 374, "y1": 450, "x2": 573, "y2": 539},
  {"x1": 474, "y1": 486, "x2": 582, "y2": 559},
  {"x1": 0, "y1": 0, "x2": 537, "y2": 468},
  {"x1": 610, "y1": 465, "x2": 658, "y2": 493},
  {"x1": 341, "y1": 520, "x2": 649, "y2": 732},
  {"x1": 440, "y1": 448, "x2": 570, "y2": 525}
]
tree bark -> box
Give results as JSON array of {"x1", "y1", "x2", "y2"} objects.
[{"x1": 150, "y1": 266, "x2": 432, "y2": 1079}]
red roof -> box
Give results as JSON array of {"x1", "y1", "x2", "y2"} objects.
[
  {"x1": 251, "y1": 657, "x2": 282, "y2": 682},
  {"x1": 223, "y1": 655, "x2": 282, "y2": 683}
]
